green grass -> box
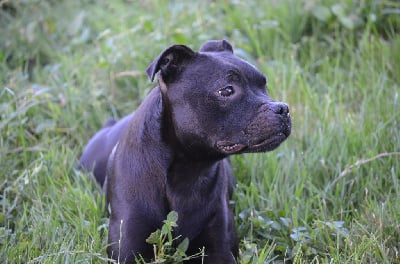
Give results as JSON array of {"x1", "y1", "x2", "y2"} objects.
[{"x1": 1, "y1": 0, "x2": 399, "y2": 263}]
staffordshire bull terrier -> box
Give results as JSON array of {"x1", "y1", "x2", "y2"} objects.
[{"x1": 78, "y1": 40, "x2": 291, "y2": 263}]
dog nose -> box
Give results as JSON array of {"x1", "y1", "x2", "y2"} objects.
[{"x1": 272, "y1": 102, "x2": 289, "y2": 116}]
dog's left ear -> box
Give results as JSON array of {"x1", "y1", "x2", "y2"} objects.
[
  {"x1": 199, "y1": 39, "x2": 233, "y2": 53},
  {"x1": 146, "y1": 45, "x2": 196, "y2": 84}
]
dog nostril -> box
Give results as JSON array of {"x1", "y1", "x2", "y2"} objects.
[{"x1": 274, "y1": 103, "x2": 289, "y2": 116}]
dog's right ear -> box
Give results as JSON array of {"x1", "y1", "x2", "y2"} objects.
[
  {"x1": 146, "y1": 45, "x2": 196, "y2": 84},
  {"x1": 199, "y1": 39, "x2": 233, "y2": 53}
]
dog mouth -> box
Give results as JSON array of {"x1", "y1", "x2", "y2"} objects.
[
  {"x1": 216, "y1": 131, "x2": 289, "y2": 155},
  {"x1": 246, "y1": 132, "x2": 288, "y2": 152},
  {"x1": 216, "y1": 141, "x2": 246, "y2": 154}
]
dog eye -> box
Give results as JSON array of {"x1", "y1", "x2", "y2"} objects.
[{"x1": 218, "y1": 86, "x2": 235, "y2": 97}]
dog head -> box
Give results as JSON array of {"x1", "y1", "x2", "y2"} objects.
[{"x1": 146, "y1": 40, "x2": 291, "y2": 159}]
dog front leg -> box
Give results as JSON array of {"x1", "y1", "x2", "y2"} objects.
[{"x1": 107, "y1": 213, "x2": 156, "y2": 263}]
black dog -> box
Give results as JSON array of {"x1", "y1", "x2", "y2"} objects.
[{"x1": 78, "y1": 40, "x2": 291, "y2": 263}]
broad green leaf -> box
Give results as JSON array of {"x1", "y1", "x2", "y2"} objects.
[
  {"x1": 176, "y1": 238, "x2": 189, "y2": 253},
  {"x1": 166, "y1": 211, "x2": 178, "y2": 224},
  {"x1": 146, "y1": 229, "x2": 161, "y2": 244}
]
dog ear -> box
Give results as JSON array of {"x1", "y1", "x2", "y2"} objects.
[
  {"x1": 146, "y1": 45, "x2": 196, "y2": 83},
  {"x1": 199, "y1": 39, "x2": 233, "y2": 53}
]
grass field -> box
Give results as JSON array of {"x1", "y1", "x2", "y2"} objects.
[{"x1": 1, "y1": 0, "x2": 400, "y2": 263}]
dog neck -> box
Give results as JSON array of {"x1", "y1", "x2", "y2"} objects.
[{"x1": 167, "y1": 154, "x2": 223, "y2": 192}]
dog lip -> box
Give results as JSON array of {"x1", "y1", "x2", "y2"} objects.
[
  {"x1": 217, "y1": 127, "x2": 290, "y2": 154},
  {"x1": 247, "y1": 132, "x2": 288, "y2": 151},
  {"x1": 216, "y1": 132, "x2": 288, "y2": 154},
  {"x1": 282, "y1": 125, "x2": 291, "y2": 137},
  {"x1": 216, "y1": 141, "x2": 246, "y2": 154}
]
